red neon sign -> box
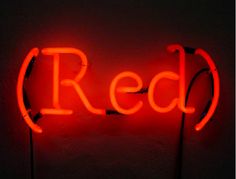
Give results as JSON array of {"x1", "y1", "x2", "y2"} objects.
[{"x1": 16, "y1": 44, "x2": 220, "y2": 133}]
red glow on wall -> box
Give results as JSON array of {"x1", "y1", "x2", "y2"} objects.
[{"x1": 16, "y1": 44, "x2": 220, "y2": 133}]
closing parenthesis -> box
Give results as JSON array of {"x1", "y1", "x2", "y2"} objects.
[
  {"x1": 194, "y1": 49, "x2": 220, "y2": 131},
  {"x1": 16, "y1": 48, "x2": 43, "y2": 133}
]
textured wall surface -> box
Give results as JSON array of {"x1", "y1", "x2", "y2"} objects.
[{"x1": 0, "y1": 0, "x2": 234, "y2": 178}]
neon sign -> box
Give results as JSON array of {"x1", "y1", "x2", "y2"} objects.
[{"x1": 16, "y1": 44, "x2": 220, "y2": 133}]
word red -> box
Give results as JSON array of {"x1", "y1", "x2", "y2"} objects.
[{"x1": 16, "y1": 44, "x2": 220, "y2": 133}]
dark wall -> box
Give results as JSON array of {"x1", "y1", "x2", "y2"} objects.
[{"x1": 0, "y1": 0, "x2": 234, "y2": 178}]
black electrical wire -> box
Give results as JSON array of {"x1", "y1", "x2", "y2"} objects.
[
  {"x1": 29, "y1": 128, "x2": 35, "y2": 179},
  {"x1": 23, "y1": 85, "x2": 35, "y2": 179},
  {"x1": 22, "y1": 55, "x2": 37, "y2": 179},
  {"x1": 175, "y1": 68, "x2": 214, "y2": 179},
  {"x1": 28, "y1": 111, "x2": 43, "y2": 179}
]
